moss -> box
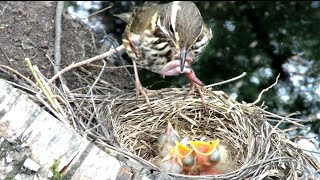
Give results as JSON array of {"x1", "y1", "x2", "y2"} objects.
[
  {"x1": 4, "y1": 176, "x2": 14, "y2": 180},
  {"x1": 50, "y1": 159, "x2": 63, "y2": 180}
]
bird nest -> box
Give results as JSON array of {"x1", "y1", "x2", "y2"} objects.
[
  {"x1": 13, "y1": 55, "x2": 319, "y2": 179},
  {"x1": 98, "y1": 86, "x2": 320, "y2": 179}
]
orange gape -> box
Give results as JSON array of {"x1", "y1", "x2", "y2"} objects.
[
  {"x1": 175, "y1": 142, "x2": 195, "y2": 174},
  {"x1": 156, "y1": 123, "x2": 234, "y2": 175},
  {"x1": 157, "y1": 138, "x2": 226, "y2": 175},
  {"x1": 187, "y1": 140, "x2": 221, "y2": 175}
]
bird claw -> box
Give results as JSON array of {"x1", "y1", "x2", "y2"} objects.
[
  {"x1": 184, "y1": 82, "x2": 207, "y2": 113},
  {"x1": 162, "y1": 60, "x2": 207, "y2": 112},
  {"x1": 195, "y1": 85, "x2": 208, "y2": 113},
  {"x1": 132, "y1": 59, "x2": 155, "y2": 115},
  {"x1": 135, "y1": 81, "x2": 154, "y2": 115}
]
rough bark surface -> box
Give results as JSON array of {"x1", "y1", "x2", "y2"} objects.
[{"x1": 0, "y1": 79, "x2": 127, "y2": 179}]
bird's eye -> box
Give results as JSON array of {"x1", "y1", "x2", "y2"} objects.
[{"x1": 169, "y1": 23, "x2": 174, "y2": 34}]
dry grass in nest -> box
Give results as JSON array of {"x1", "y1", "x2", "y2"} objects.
[{"x1": 99, "y1": 87, "x2": 320, "y2": 179}]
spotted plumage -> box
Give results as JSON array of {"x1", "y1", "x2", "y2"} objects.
[
  {"x1": 121, "y1": 1, "x2": 212, "y2": 75},
  {"x1": 116, "y1": 1, "x2": 212, "y2": 112}
]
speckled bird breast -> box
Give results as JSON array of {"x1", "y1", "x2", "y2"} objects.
[{"x1": 123, "y1": 24, "x2": 210, "y2": 75}]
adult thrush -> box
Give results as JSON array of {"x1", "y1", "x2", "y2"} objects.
[{"x1": 118, "y1": 1, "x2": 213, "y2": 111}]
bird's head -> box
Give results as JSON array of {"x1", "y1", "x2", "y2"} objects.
[
  {"x1": 175, "y1": 141, "x2": 194, "y2": 167},
  {"x1": 156, "y1": 1, "x2": 207, "y2": 72},
  {"x1": 157, "y1": 122, "x2": 181, "y2": 157},
  {"x1": 188, "y1": 139, "x2": 220, "y2": 166},
  {"x1": 157, "y1": 122, "x2": 180, "y2": 145}
]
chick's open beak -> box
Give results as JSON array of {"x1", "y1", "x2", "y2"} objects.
[
  {"x1": 175, "y1": 141, "x2": 195, "y2": 174},
  {"x1": 188, "y1": 139, "x2": 220, "y2": 167},
  {"x1": 159, "y1": 148, "x2": 183, "y2": 174},
  {"x1": 189, "y1": 139, "x2": 219, "y2": 156},
  {"x1": 176, "y1": 141, "x2": 193, "y2": 157},
  {"x1": 162, "y1": 146, "x2": 180, "y2": 162}
]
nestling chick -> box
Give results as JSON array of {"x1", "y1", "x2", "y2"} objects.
[
  {"x1": 189, "y1": 139, "x2": 236, "y2": 175},
  {"x1": 159, "y1": 140, "x2": 196, "y2": 174},
  {"x1": 159, "y1": 142, "x2": 184, "y2": 174},
  {"x1": 175, "y1": 141, "x2": 195, "y2": 174},
  {"x1": 200, "y1": 143, "x2": 236, "y2": 175},
  {"x1": 157, "y1": 122, "x2": 181, "y2": 158}
]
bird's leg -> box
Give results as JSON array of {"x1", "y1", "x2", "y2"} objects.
[
  {"x1": 196, "y1": 85, "x2": 207, "y2": 112},
  {"x1": 132, "y1": 60, "x2": 154, "y2": 114},
  {"x1": 162, "y1": 60, "x2": 207, "y2": 111},
  {"x1": 185, "y1": 70, "x2": 207, "y2": 112}
]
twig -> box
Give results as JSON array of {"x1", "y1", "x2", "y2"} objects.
[
  {"x1": 0, "y1": 46, "x2": 14, "y2": 67},
  {"x1": 33, "y1": 65, "x2": 68, "y2": 121},
  {"x1": 85, "y1": 61, "x2": 113, "y2": 139},
  {"x1": 35, "y1": 93, "x2": 71, "y2": 127},
  {"x1": 49, "y1": 44, "x2": 124, "y2": 83},
  {"x1": 82, "y1": 6, "x2": 111, "y2": 20},
  {"x1": 78, "y1": 67, "x2": 122, "y2": 92},
  {"x1": 247, "y1": 74, "x2": 280, "y2": 107},
  {"x1": 25, "y1": 58, "x2": 58, "y2": 112},
  {"x1": 4, "y1": 80, "x2": 38, "y2": 95},
  {"x1": 87, "y1": 64, "x2": 135, "y2": 69},
  {"x1": 0, "y1": 4, "x2": 7, "y2": 16},
  {"x1": 269, "y1": 112, "x2": 302, "y2": 137},
  {"x1": 26, "y1": 60, "x2": 72, "y2": 127},
  {"x1": 0, "y1": 64, "x2": 38, "y2": 88},
  {"x1": 54, "y1": 1, "x2": 66, "y2": 86},
  {"x1": 83, "y1": 60, "x2": 107, "y2": 112},
  {"x1": 205, "y1": 72, "x2": 247, "y2": 88},
  {"x1": 264, "y1": 110, "x2": 305, "y2": 128}
]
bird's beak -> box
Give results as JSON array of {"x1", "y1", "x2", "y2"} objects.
[
  {"x1": 162, "y1": 146, "x2": 177, "y2": 161},
  {"x1": 176, "y1": 141, "x2": 195, "y2": 172},
  {"x1": 176, "y1": 141, "x2": 193, "y2": 158},
  {"x1": 188, "y1": 139, "x2": 219, "y2": 156},
  {"x1": 188, "y1": 139, "x2": 220, "y2": 167},
  {"x1": 163, "y1": 122, "x2": 180, "y2": 140},
  {"x1": 180, "y1": 48, "x2": 187, "y2": 72},
  {"x1": 162, "y1": 145, "x2": 184, "y2": 166},
  {"x1": 157, "y1": 122, "x2": 181, "y2": 157}
]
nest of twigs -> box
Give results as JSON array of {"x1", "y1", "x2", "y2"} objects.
[{"x1": 95, "y1": 86, "x2": 319, "y2": 179}]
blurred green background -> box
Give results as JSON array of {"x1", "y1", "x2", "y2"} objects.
[{"x1": 66, "y1": 1, "x2": 320, "y2": 143}]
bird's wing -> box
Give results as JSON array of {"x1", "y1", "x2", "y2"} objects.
[
  {"x1": 114, "y1": 12, "x2": 133, "y2": 23},
  {"x1": 127, "y1": 2, "x2": 166, "y2": 34}
]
